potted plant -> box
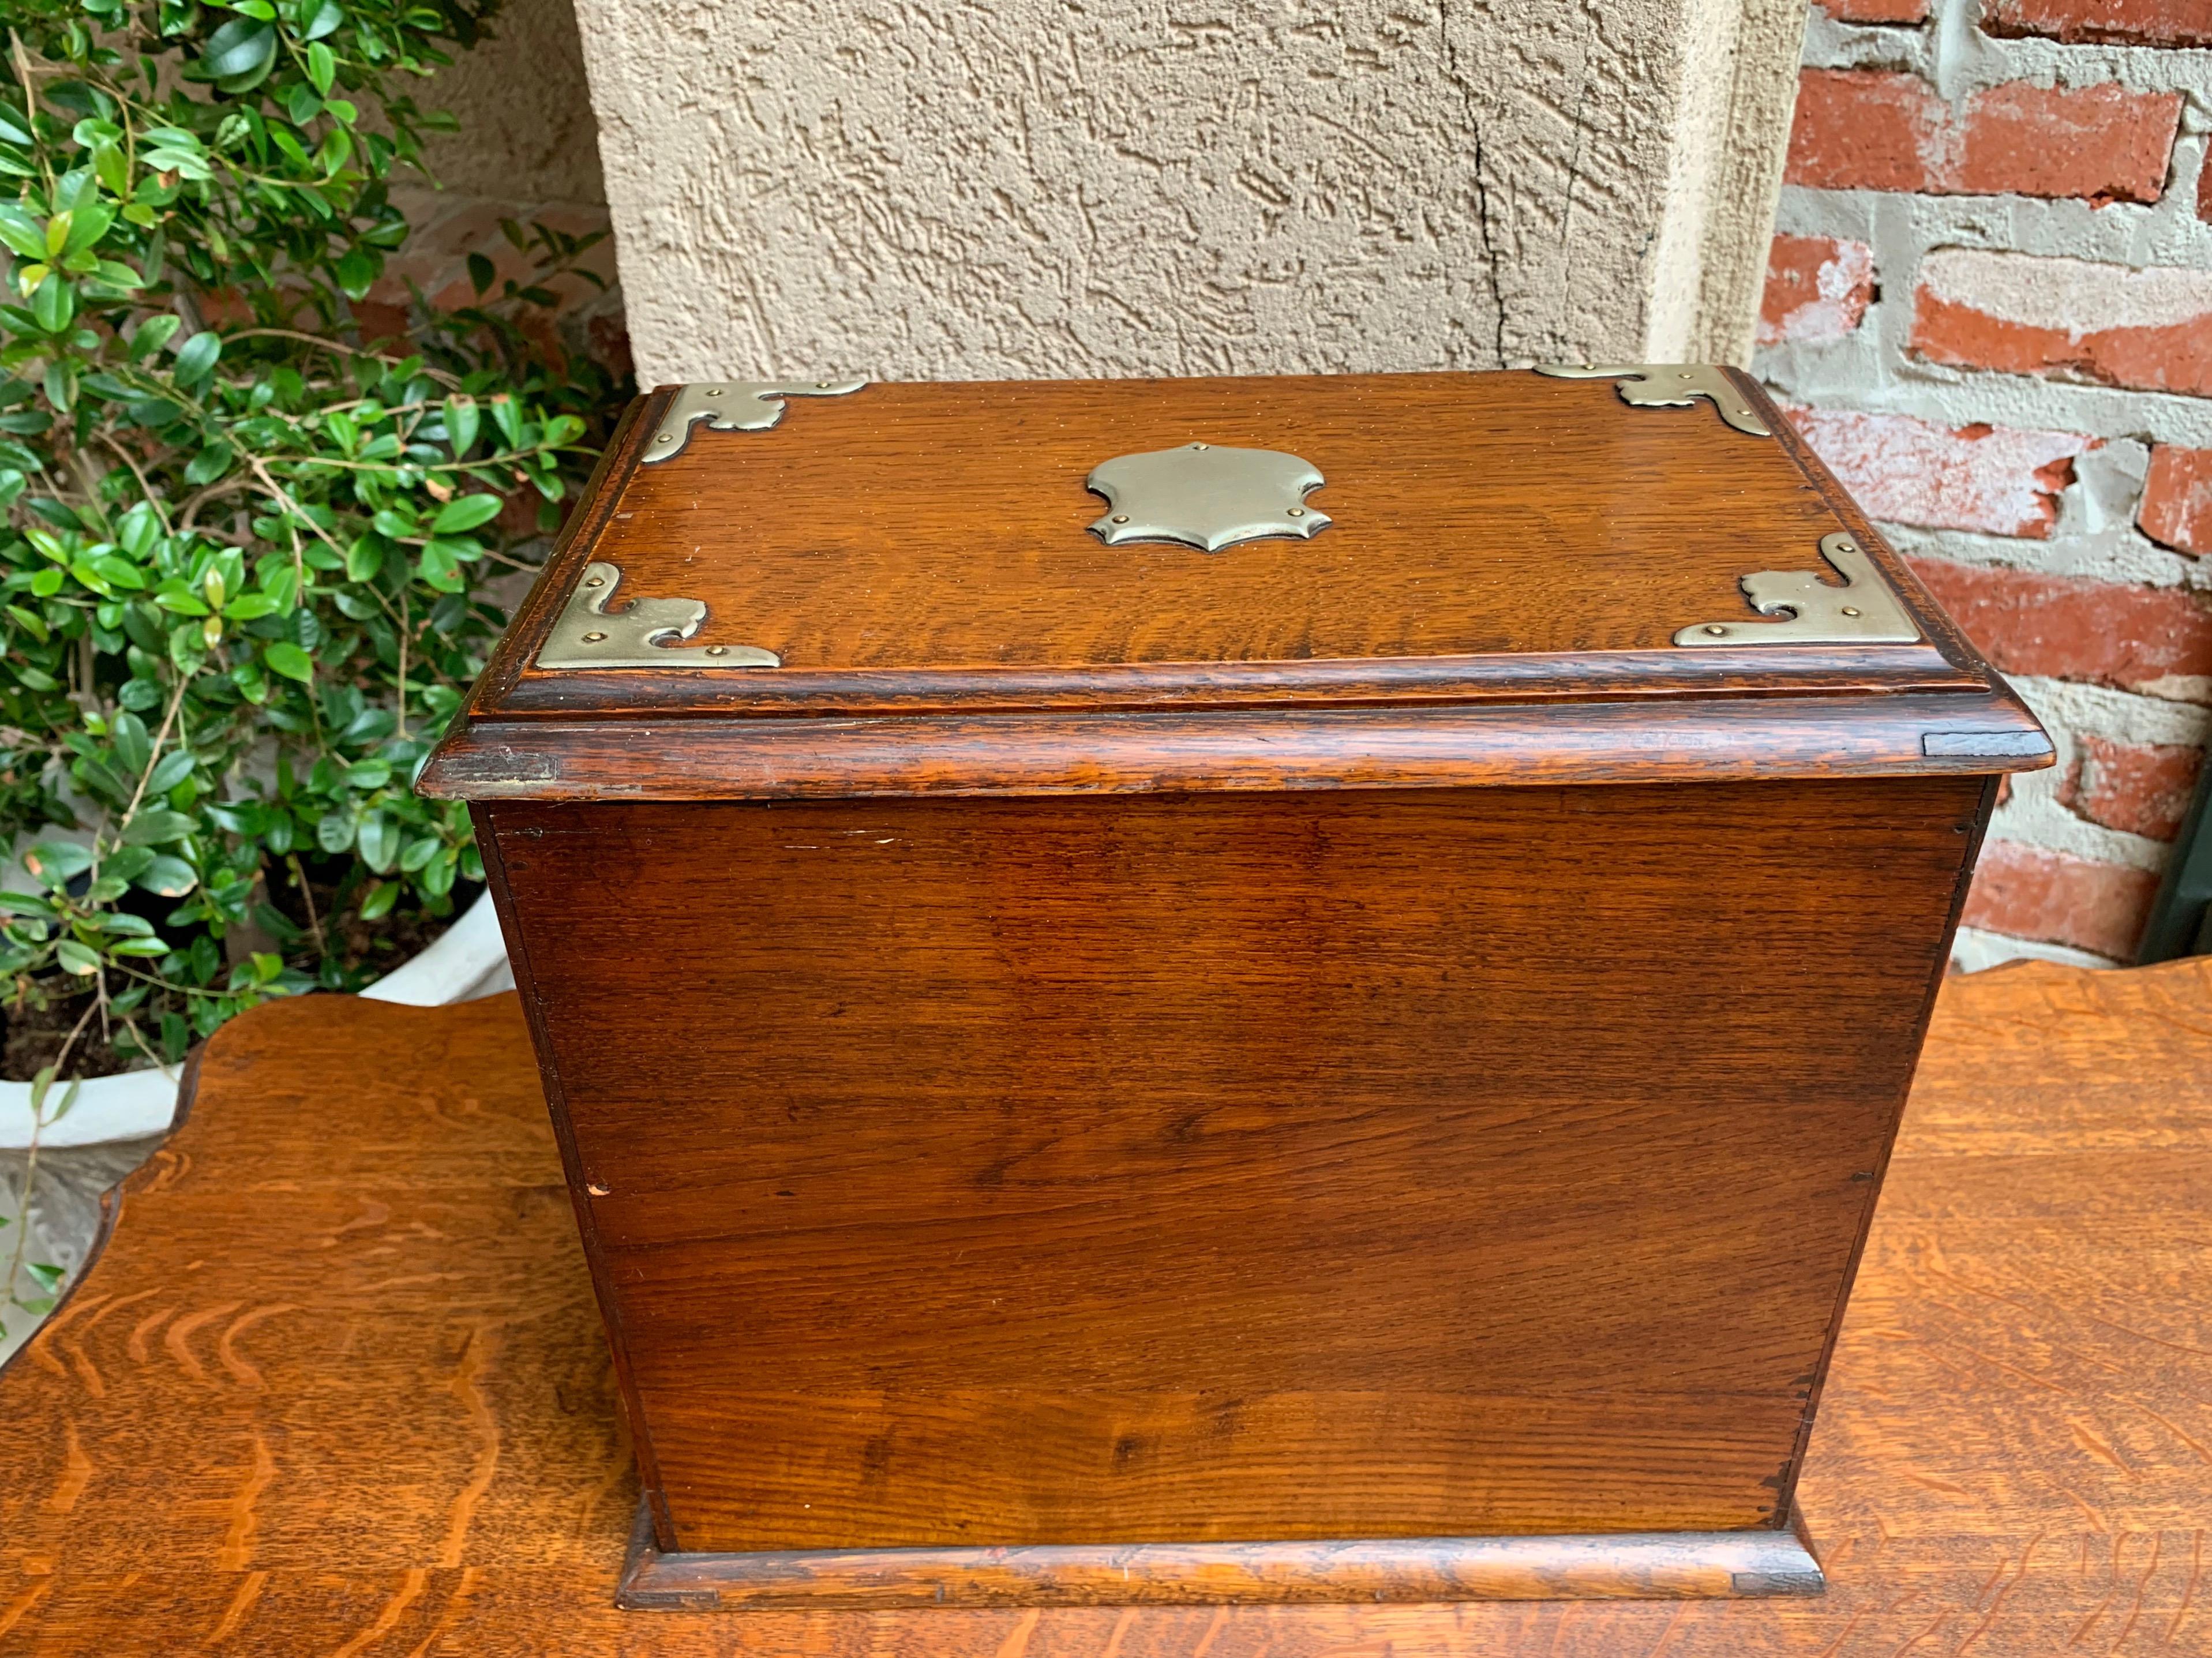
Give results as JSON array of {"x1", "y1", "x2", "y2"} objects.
[{"x1": 0, "y1": 0, "x2": 624, "y2": 1342}]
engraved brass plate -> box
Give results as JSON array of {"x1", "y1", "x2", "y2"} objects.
[
  {"x1": 1532, "y1": 363, "x2": 1772, "y2": 437},
  {"x1": 1085, "y1": 444, "x2": 1330, "y2": 552},
  {"x1": 642, "y1": 378, "x2": 867, "y2": 465},
  {"x1": 537, "y1": 561, "x2": 780, "y2": 670},
  {"x1": 1675, "y1": 531, "x2": 1920, "y2": 647}
]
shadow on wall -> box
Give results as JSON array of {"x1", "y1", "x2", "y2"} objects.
[{"x1": 365, "y1": 0, "x2": 628, "y2": 376}]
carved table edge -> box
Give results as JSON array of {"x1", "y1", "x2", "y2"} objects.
[{"x1": 616, "y1": 1499, "x2": 1824, "y2": 1610}]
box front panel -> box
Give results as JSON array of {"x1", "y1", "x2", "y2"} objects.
[{"x1": 489, "y1": 778, "x2": 1981, "y2": 1551}]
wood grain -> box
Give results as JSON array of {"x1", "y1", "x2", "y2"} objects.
[
  {"x1": 483, "y1": 778, "x2": 1984, "y2": 1555},
  {"x1": 421, "y1": 369, "x2": 2053, "y2": 799},
  {"x1": 534, "y1": 373, "x2": 1933, "y2": 672},
  {"x1": 5, "y1": 955, "x2": 2209, "y2": 1649},
  {"x1": 427, "y1": 692, "x2": 2051, "y2": 801}
]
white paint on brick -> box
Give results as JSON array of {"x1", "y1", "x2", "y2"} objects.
[
  {"x1": 1990, "y1": 676, "x2": 2184, "y2": 873},
  {"x1": 1759, "y1": 236, "x2": 1874, "y2": 343},
  {"x1": 1881, "y1": 522, "x2": 2207, "y2": 591},
  {"x1": 1951, "y1": 924, "x2": 2117, "y2": 970},
  {"x1": 1806, "y1": 5, "x2": 2212, "y2": 102},
  {"x1": 2012, "y1": 674, "x2": 2212, "y2": 747},
  {"x1": 1920, "y1": 246, "x2": 2212, "y2": 331},
  {"x1": 1767, "y1": 0, "x2": 2212, "y2": 958},
  {"x1": 1787, "y1": 405, "x2": 2094, "y2": 534}
]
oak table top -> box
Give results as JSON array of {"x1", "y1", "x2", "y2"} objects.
[{"x1": 2, "y1": 957, "x2": 2208, "y2": 1655}]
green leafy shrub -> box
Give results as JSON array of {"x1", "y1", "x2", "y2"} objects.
[{"x1": 0, "y1": 0, "x2": 620, "y2": 1087}]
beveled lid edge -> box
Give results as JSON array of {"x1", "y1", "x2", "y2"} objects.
[{"x1": 419, "y1": 689, "x2": 2054, "y2": 803}]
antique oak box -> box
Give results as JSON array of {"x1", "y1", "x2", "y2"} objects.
[{"x1": 420, "y1": 366, "x2": 2053, "y2": 1609}]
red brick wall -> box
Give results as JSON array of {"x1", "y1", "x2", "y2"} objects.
[{"x1": 1761, "y1": 0, "x2": 2212, "y2": 967}]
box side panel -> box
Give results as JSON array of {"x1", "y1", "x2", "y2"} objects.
[{"x1": 487, "y1": 778, "x2": 1982, "y2": 1551}]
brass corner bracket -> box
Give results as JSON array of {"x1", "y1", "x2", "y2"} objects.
[
  {"x1": 536, "y1": 561, "x2": 779, "y2": 670},
  {"x1": 642, "y1": 378, "x2": 867, "y2": 465},
  {"x1": 1532, "y1": 363, "x2": 1772, "y2": 437},
  {"x1": 1675, "y1": 531, "x2": 1920, "y2": 647}
]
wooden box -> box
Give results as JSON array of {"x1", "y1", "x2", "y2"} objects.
[{"x1": 421, "y1": 366, "x2": 2052, "y2": 1609}]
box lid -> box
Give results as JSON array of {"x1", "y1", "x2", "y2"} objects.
[{"x1": 419, "y1": 367, "x2": 2052, "y2": 802}]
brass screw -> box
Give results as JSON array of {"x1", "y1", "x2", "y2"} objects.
[
  {"x1": 1288, "y1": 508, "x2": 1304, "y2": 517},
  {"x1": 1191, "y1": 443, "x2": 1209, "y2": 450},
  {"x1": 1112, "y1": 514, "x2": 1129, "y2": 523},
  {"x1": 1704, "y1": 624, "x2": 1727, "y2": 636},
  {"x1": 706, "y1": 646, "x2": 729, "y2": 656},
  {"x1": 816, "y1": 381, "x2": 831, "y2": 389},
  {"x1": 656, "y1": 433, "x2": 673, "y2": 443},
  {"x1": 1837, "y1": 541, "x2": 1855, "y2": 553},
  {"x1": 584, "y1": 576, "x2": 605, "y2": 588},
  {"x1": 1841, "y1": 606, "x2": 1862, "y2": 617},
  {"x1": 582, "y1": 630, "x2": 606, "y2": 642},
  {"x1": 704, "y1": 388, "x2": 723, "y2": 397}
]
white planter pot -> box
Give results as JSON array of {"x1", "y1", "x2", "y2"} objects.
[{"x1": 0, "y1": 888, "x2": 512, "y2": 1150}]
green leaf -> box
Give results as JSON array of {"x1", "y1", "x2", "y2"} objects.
[
  {"x1": 112, "y1": 710, "x2": 151, "y2": 775},
  {"x1": 0, "y1": 205, "x2": 44, "y2": 260},
  {"x1": 343, "y1": 535, "x2": 383, "y2": 582},
  {"x1": 344, "y1": 759, "x2": 392, "y2": 790},
  {"x1": 264, "y1": 640, "x2": 314, "y2": 683},
  {"x1": 55, "y1": 938, "x2": 100, "y2": 975},
  {"x1": 489, "y1": 395, "x2": 523, "y2": 448},
  {"x1": 306, "y1": 43, "x2": 337, "y2": 96},
  {"x1": 223, "y1": 594, "x2": 280, "y2": 621},
  {"x1": 128, "y1": 314, "x2": 181, "y2": 361},
  {"x1": 173, "y1": 329, "x2": 221, "y2": 384},
  {"x1": 358, "y1": 810, "x2": 398, "y2": 872},
  {"x1": 122, "y1": 809, "x2": 196, "y2": 846},
  {"x1": 61, "y1": 202, "x2": 113, "y2": 257},
  {"x1": 88, "y1": 555, "x2": 147, "y2": 590},
  {"x1": 145, "y1": 750, "x2": 197, "y2": 796},
  {"x1": 203, "y1": 18, "x2": 279, "y2": 91},
  {"x1": 133, "y1": 854, "x2": 197, "y2": 898},
  {"x1": 316, "y1": 810, "x2": 354, "y2": 854},
  {"x1": 24, "y1": 842, "x2": 92, "y2": 887},
  {"x1": 302, "y1": 0, "x2": 345, "y2": 37},
  {"x1": 416, "y1": 542, "x2": 463, "y2": 591},
  {"x1": 29, "y1": 275, "x2": 73, "y2": 335},
  {"x1": 444, "y1": 395, "x2": 479, "y2": 458},
  {"x1": 358, "y1": 879, "x2": 397, "y2": 921},
  {"x1": 430, "y1": 493, "x2": 505, "y2": 535},
  {"x1": 333, "y1": 247, "x2": 377, "y2": 301},
  {"x1": 184, "y1": 442, "x2": 235, "y2": 485},
  {"x1": 93, "y1": 141, "x2": 129, "y2": 198}
]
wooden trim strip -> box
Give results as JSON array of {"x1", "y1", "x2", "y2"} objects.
[
  {"x1": 494, "y1": 642, "x2": 1978, "y2": 721},
  {"x1": 420, "y1": 692, "x2": 2054, "y2": 802},
  {"x1": 616, "y1": 1502, "x2": 1824, "y2": 1609}
]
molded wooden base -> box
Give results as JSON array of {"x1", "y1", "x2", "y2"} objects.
[{"x1": 616, "y1": 1503, "x2": 1825, "y2": 1610}]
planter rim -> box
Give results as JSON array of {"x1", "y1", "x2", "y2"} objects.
[{"x1": 0, "y1": 888, "x2": 509, "y2": 1150}]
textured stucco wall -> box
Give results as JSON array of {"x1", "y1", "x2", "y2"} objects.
[
  {"x1": 417, "y1": 0, "x2": 608, "y2": 207},
  {"x1": 568, "y1": 0, "x2": 1804, "y2": 388}
]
